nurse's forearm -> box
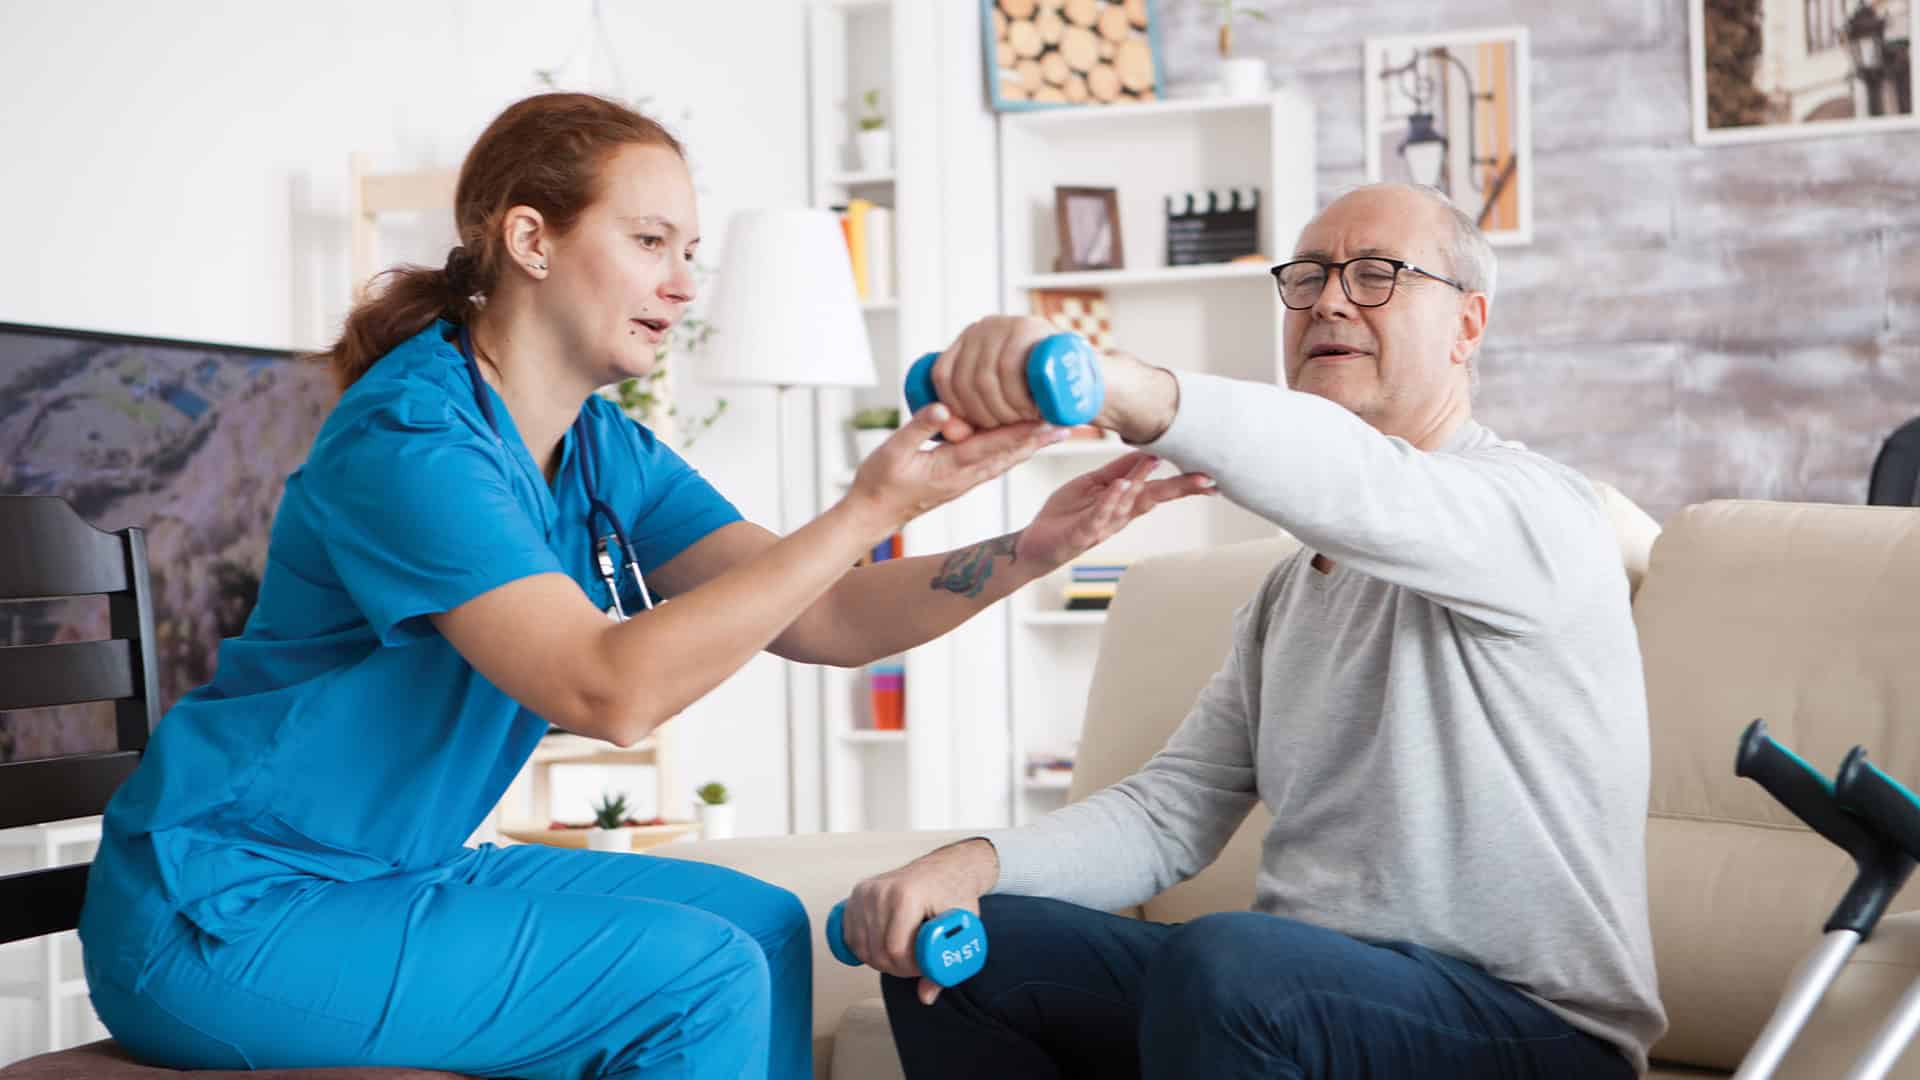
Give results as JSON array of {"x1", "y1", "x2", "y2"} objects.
[
  {"x1": 583, "y1": 498, "x2": 903, "y2": 743},
  {"x1": 787, "y1": 533, "x2": 1040, "y2": 666}
]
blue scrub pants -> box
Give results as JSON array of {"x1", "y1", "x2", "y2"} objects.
[
  {"x1": 85, "y1": 843, "x2": 810, "y2": 1080},
  {"x1": 881, "y1": 895, "x2": 1633, "y2": 1080}
]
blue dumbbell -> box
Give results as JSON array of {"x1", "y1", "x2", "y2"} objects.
[
  {"x1": 905, "y1": 332, "x2": 1104, "y2": 428},
  {"x1": 826, "y1": 899, "x2": 989, "y2": 988}
]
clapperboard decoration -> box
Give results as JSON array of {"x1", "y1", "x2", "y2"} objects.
[{"x1": 1164, "y1": 188, "x2": 1260, "y2": 267}]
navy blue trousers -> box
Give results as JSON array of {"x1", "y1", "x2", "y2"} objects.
[{"x1": 881, "y1": 895, "x2": 1633, "y2": 1080}]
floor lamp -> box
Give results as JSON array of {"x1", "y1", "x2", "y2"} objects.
[{"x1": 699, "y1": 208, "x2": 876, "y2": 833}]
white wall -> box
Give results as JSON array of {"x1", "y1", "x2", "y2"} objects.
[{"x1": 0, "y1": 0, "x2": 813, "y2": 1060}]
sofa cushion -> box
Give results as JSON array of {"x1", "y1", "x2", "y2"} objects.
[
  {"x1": 0, "y1": 1042, "x2": 467, "y2": 1080},
  {"x1": 1635, "y1": 501, "x2": 1920, "y2": 1069}
]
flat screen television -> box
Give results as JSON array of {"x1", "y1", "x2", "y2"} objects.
[{"x1": 0, "y1": 321, "x2": 334, "y2": 763}]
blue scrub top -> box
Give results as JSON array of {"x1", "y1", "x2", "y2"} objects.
[{"x1": 83, "y1": 320, "x2": 740, "y2": 979}]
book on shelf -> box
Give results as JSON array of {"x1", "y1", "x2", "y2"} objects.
[
  {"x1": 1059, "y1": 561, "x2": 1128, "y2": 610},
  {"x1": 855, "y1": 532, "x2": 904, "y2": 568},
  {"x1": 868, "y1": 659, "x2": 904, "y2": 731},
  {"x1": 1025, "y1": 748, "x2": 1075, "y2": 787},
  {"x1": 835, "y1": 198, "x2": 894, "y2": 302}
]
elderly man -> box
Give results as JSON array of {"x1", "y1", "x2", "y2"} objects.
[{"x1": 839, "y1": 183, "x2": 1665, "y2": 1079}]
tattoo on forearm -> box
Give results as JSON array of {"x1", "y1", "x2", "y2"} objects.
[{"x1": 929, "y1": 533, "x2": 1020, "y2": 599}]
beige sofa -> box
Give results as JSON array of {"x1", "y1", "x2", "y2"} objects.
[{"x1": 665, "y1": 495, "x2": 1920, "y2": 1079}]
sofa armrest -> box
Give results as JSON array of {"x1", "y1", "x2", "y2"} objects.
[
  {"x1": 1773, "y1": 910, "x2": 1920, "y2": 1077},
  {"x1": 656, "y1": 830, "x2": 977, "y2": 1071}
]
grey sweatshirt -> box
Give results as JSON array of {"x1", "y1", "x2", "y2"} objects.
[{"x1": 982, "y1": 371, "x2": 1667, "y2": 1074}]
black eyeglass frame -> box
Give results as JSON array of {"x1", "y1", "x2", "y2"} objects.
[{"x1": 1269, "y1": 257, "x2": 1468, "y2": 310}]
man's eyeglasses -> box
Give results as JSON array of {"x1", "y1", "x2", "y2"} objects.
[{"x1": 1270, "y1": 257, "x2": 1467, "y2": 310}]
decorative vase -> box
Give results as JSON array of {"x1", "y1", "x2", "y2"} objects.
[
  {"x1": 586, "y1": 826, "x2": 631, "y2": 852},
  {"x1": 856, "y1": 128, "x2": 892, "y2": 174},
  {"x1": 697, "y1": 802, "x2": 736, "y2": 842},
  {"x1": 1219, "y1": 58, "x2": 1269, "y2": 99}
]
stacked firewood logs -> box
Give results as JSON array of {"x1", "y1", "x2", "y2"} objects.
[{"x1": 992, "y1": 0, "x2": 1156, "y2": 105}]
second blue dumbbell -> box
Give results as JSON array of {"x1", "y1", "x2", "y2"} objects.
[
  {"x1": 905, "y1": 332, "x2": 1104, "y2": 428},
  {"x1": 826, "y1": 899, "x2": 989, "y2": 988}
]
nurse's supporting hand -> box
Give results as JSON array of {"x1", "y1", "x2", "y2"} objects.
[
  {"x1": 842, "y1": 839, "x2": 1000, "y2": 1007},
  {"x1": 1014, "y1": 451, "x2": 1216, "y2": 573},
  {"x1": 845, "y1": 403, "x2": 1071, "y2": 536}
]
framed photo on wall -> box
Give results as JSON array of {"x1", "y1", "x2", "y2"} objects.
[
  {"x1": 1363, "y1": 26, "x2": 1533, "y2": 246},
  {"x1": 982, "y1": 0, "x2": 1164, "y2": 111},
  {"x1": 1053, "y1": 185, "x2": 1124, "y2": 271},
  {"x1": 1690, "y1": 0, "x2": 1917, "y2": 145}
]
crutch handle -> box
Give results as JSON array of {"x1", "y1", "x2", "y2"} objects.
[
  {"x1": 1838, "y1": 747, "x2": 1920, "y2": 863},
  {"x1": 1736, "y1": 719, "x2": 1913, "y2": 935}
]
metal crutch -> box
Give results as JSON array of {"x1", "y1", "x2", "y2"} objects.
[
  {"x1": 1732, "y1": 720, "x2": 1916, "y2": 1080},
  {"x1": 1834, "y1": 747, "x2": 1920, "y2": 1080}
]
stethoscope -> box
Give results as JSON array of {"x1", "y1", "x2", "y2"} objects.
[{"x1": 457, "y1": 324, "x2": 654, "y2": 620}]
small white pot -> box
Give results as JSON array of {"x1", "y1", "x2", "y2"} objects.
[
  {"x1": 855, "y1": 128, "x2": 892, "y2": 173},
  {"x1": 851, "y1": 427, "x2": 893, "y2": 461},
  {"x1": 698, "y1": 802, "x2": 736, "y2": 842},
  {"x1": 586, "y1": 826, "x2": 631, "y2": 852},
  {"x1": 1219, "y1": 57, "x2": 1269, "y2": 98}
]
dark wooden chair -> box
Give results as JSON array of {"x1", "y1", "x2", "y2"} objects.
[
  {"x1": 0, "y1": 495, "x2": 159, "y2": 951},
  {"x1": 0, "y1": 496, "x2": 461, "y2": 1079}
]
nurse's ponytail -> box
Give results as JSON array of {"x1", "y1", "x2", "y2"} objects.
[{"x1": 317, "y1": 93, "x2": 686, "y2": 391}]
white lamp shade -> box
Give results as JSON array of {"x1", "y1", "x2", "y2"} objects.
[{"x1": 696, "y1": 209, "x2": 876, "y2": 389}]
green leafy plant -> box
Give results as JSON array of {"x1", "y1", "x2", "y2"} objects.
[
  {"x1": 1204, "y1": 0, "x2": 1269, "y2": 58},
  {"x1": 858, "y1": 88, "x2": 886, "y2": 132},
  {"x1": 695, "y1": 781, "x2": 730, "y2": 806},
  {"x1": 850, "y1": 406, "x2": 901, "y2": 430},
  {"x1": 591, "y1": 791, "x2": 631, "y2": 830}
]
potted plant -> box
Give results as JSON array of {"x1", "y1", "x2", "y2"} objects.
[
  {"x1": 855, "y1": 88, "x2": 891, "y2": 173},
  {"x1": 587, "y1": 791, "x2": 633, "y2": 852},
  {"x1": 849, "y1": 406, "x2": 900, "y2": 461},
  {"x1": 695, "y1": 781, "x2": 734, "y2": 841},
  {"x1": 1206, "y1": 0, "x2": 1271, "y2": 98}
]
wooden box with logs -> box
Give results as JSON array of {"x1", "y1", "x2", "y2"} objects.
[{"x1": 987, "y1": 0, "x2": 1160, "y2": 109}]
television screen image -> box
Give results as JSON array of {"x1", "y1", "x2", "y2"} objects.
[{"x1": 0, "y1": 322, "x2": 334, "y2": 763}]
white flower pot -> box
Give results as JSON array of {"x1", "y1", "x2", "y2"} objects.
[
  {"x1": 698, "y1": 802, "x2": 736, "y2": 842},
  {"x1": 586, "y1": 826, "x2": 631, "y2": 852},
  {"x1": 851, "y1": 427, "x2": 893, "y2": 461},
  {"x1": 1219, "y1": 57, "x2": 1269, "y2": 99},
  {"x1": 856, "y1": 128, "x2": 892, "y2": 174}
]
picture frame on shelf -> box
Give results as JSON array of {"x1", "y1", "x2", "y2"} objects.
[
  {"x1": 1053, "y1": 185, "x2": 1124, "y2": 271},
  {"x1": 982, "y1": 0, "x2": 1164, "y2": 111},
  {"x1": 1687, "y1": 0, "x2": 1917, "y2": 145},
  {"x1": 1363, "y1": 26, "x2": 1533, "y2": 246}
]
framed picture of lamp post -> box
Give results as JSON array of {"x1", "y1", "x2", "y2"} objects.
[
  {"x1": 1363, "y1": 26, "x2": 1533, "y2": 246},
  {"x1": 1690, "y1": 0, "x2": 1917, "y2": 145}
]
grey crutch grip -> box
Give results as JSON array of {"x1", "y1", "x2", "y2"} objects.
[
  {"x1": 1736, "y1": 720, "x2": 1914, "y2": 935},
  {"x1": 1838, "y1": 747, "x2": 1920, "y2": 864}
]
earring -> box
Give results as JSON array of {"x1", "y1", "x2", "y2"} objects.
[{"x1": 532, "y1": 261, "x2": 547, "y2": 272}]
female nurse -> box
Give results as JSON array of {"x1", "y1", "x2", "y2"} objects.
[{"x1": 76, "y1": 92, "x2": 1213, "y2": 1080}]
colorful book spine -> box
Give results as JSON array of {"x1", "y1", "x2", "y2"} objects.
[
  {"x1": 845, "y1": 197, "x2": 872, "y2": 301},
  {"x1": 866, "y1": 205, "x2": 893, "y2": 302},
  {"x1": 1062, "y1": 562, "x2": 1128, "y2": 610},
  {"x1": 869, "y1": 660, "x2": 905, "y2": 730}
]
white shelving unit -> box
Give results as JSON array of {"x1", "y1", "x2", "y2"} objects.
[
  {"x1": 997, "y1": 92, "x2": 1316, "y2": 824},
  {"x1": 806, "y1": 0, "x2": 955, "y2": 834}
]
